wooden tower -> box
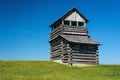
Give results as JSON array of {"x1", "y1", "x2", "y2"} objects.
[{"x1": 49, "y1": 7, "x2": 100, "y2": 66}]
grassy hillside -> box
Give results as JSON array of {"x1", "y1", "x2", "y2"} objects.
[{"x1": 0, "y1": 61, "x2": 120, "y2": 80}]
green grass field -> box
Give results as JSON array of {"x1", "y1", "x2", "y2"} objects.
[{"x1": 0, "y1": 61, "x2": 120, "y2": 80}]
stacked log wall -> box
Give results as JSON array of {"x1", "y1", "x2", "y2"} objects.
[
  {"x1": 50, "y1": 37, "x2": 62, "y2": 60},
  {"x1": 50, "y1": 24, "x2": 99, "y2": 65},
  {"x1": 70, "y1": 44, "x2": 99, "y2": 64},
  {"x1": 50, "y1": 25, "x2": 62, "y2": 40},
  {"x1": 62, "y1": 25, "x2": 88, "y2": 35},
  {"x1": 50, "y1": 25, "x2": 88, "y2": 40}
]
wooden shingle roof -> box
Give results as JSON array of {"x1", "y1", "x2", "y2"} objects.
[{"x1": 60, "y1": 35, "x2": 100, "y2": 45}]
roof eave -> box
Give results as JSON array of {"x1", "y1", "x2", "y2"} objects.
[{"x1": 68, "y1": 40, "x2": 100, "y2": 45}]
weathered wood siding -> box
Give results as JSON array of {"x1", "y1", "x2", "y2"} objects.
[
  {"x1": 70, "y1": 43, "x2": 99, "y2": 64},
  {"x1": 62, "y1": 25, "x2": 88, "y2": 35},
  {"x1": 50, "y1": 8, "x2": 100, "y2": 65},
  {"x1": 65, "y1": 11, "x2": 85, "y2": 22},
  {"x1": 50, "y1": 24, "x2": 99, "y2": 65},
  {"x1": 50, "y1": 37, "x2": 62, "y2": 60},
  {"x1": 50, "y1": 25, "x2": 88, "y2": 40}
]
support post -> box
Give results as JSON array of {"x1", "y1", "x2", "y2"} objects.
[
  {"x1": 70, "y1": 21, "x2": 71, "y2": 26},
  {"x1": 62, "y1": 20, "x2": 64, "y2": 25},
  {"x1": 77, "y1": 21, "x2": 79, "y2": 26}
]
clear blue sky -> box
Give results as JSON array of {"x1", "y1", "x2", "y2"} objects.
[{"x1": 0, "y1": 0, "x2": 120, "y2": 64}]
